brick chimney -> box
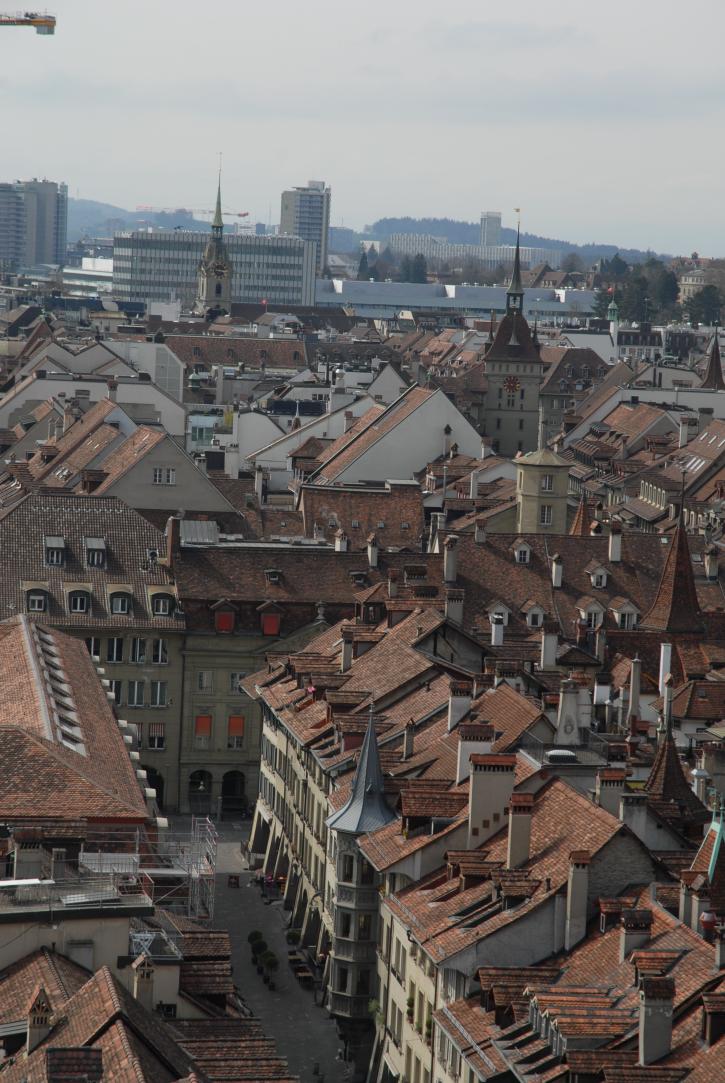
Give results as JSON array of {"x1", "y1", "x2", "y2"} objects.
[
  {"x1": 490, "y1": 613, "x2": 504, "y2": 647},
  {"x1": 608, "y1": 521, "x2": 622, "y2": 563},
  {"x1": 27, "y1": 984, "x2": 52, "y2": 1053},
  {"x1": 402, "y1": 720, "x2": 415, "y2": 761},
  {"x1": 445, "y1": 587, "x2": 464, "y2": 625},
  {"x1": 555, "y1": 678, "x2": 579, "y2": 744},
  {"x1": 565, "y1": 850, "x2": 591, "y2": 950},
  {"x1": 456, "y1": 722, "x2": 494, "y2": 784},
  {"x1": 620, "y1": 908, "x2": 653, "y2": 962},
  {"x1": 507, "y1": 793, "x2": 534, "y2": 869},
  {"x1": 467, "y1": 753, "x2": 516, "y2": 848},
  {"x1": 132, "y1": 953, "x2": 155, "y2": 1012},
  {"x1": 367, "y1": 533, "x2": 379, "y2": 569},
  {"x1": 639, "y1": 977, "x2": 674, "y2": 1065},
  {"x1": 551, "y1": 553, "x2": 563, "y2": 588},
  {"x1": 595, "y1": 769, "x2": 627, "y2": 816},
  {"x1": 161, "y1": 515, "x2": 181, "y2": 568},
  {"x1": 447, "y1": 680, "x2": 473, "y2": 733},
  {"x1": 443, "y1": 535, "x2": 459, "y2": 583},
  {"x1": 539, "y1": 620, "x2": 558, "y2": 669}
]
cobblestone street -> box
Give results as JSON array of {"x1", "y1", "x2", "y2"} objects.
[{"x1": 211, "y1": 823, "x2": 349, "y2": 1083}]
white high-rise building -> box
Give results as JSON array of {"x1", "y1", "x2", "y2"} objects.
[
  {"x1": 480, "y1": 210, "x2": 502, "y2": 247},
  {"x1": 279, "y1": 180, "x2": 331, "y2": 274}
]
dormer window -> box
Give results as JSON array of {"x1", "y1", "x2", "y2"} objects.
[
  {"x1": 45, "y1": 536, "x2": 65, "y2": 567},
  {"x1": 527, "y1": 607, "x2": 544, "y2": 628},
  {"x1": 110, "y1": 592, "x2": 131, "y2": 615},
  {"x1": 585, "y1": 608, "x2": 601, "y2": 629},
  {"x1": 487, "y1": 603, "x2": 510, "y2": 626},
  {"x1": 513, "y1": 541, "x2": 531, "y2": 564},
  {"x1": 86, "y1": 537, "x2": 106, "y2": 568},
  {"x1": 27, "y1": 590, "x2": 47, "y2": 613},
  {"x1": 585, "y1": 560, "x2": 607, "y2": 588},
  {"x1": 69, "y1": 590, "x2": 90, "y2": 614},
  {"x1": 151, "y1": 593, "x2": 173, "y2": 616},
  {"x1": 265, "y1": 569, "x2": 281, "y2": 585}
]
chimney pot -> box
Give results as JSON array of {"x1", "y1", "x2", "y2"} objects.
[{"x1": 507, "y1": 793, "x2": 534, "y2": 869}]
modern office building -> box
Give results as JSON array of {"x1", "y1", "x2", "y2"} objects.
[
  {"x1": 388, "y1": 232, "x2": 561, "y2": 270},
  {"x1": 480, "y1": 209, "x2": 502, "y2": 246},
  {"x1": 112, "y1": 228, "x2": 316, "y2": 308},
  {"x1": 279, "y1": 179, "x2": 331, "y2": 274},
  {"x1": 0, "y1": 177, "x2": 68, "y2": 270}
]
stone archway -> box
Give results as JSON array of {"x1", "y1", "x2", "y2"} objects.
[{"x1": 221, "y1": 770, "x2": 246, "y2": 819}]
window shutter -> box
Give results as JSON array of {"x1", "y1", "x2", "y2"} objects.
[
  {"x1": 194, "y1": 714, "x2": 212, "y2": 736},
  {"x1": 228, "y1": 715, "x2": 245, "y2": 737},
  {"x1": 215, "y1": 610, "x2": 235, "y2": 634},
  {"x1": 261, "y1": 612, "x2": 281, "y2": 636},
  {"x1": 149, "y1": 722, "x2": 165, "y2": 738}
]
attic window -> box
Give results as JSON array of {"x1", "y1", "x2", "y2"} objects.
[
  {"x1": 152, "y1": 594, "x2": 173, "y2": 616},
  {"x1": 401, "y1": 521, "x2": 410, "y2": 530},
  {"x1": 351, "y1": 519, "x2": 360, "y2": 528},
  {"x1": 45, "y1": 536, "x2": 65, "y2": 566},
  {"x1": 265, "y1": 569, "x2": 281, "y2": 585},
  {"x1": 261, "y1": 612, "x2": 281, "y2": 636},
  {"x1": 110, "y1": 592, "x2": 131, "y2": 615},
  {"x1": 377, "y1": 521, "x2": 386, "y2": 529},
  {"x1": 27, "y1": 590, "x2": 47, "y2": 613},
  {"x1": 86, "y1": 537, "x2": 106, "y2": 568},
  {"x1": 69, "y1": 590, "x2": 90, "y2": 614},
  {"x1": 527, "y1": 608, "x2": 543, "y2": 628}
]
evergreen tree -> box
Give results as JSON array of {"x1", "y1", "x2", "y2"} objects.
[
  {"x1": 356, "y1": 249, "x2": 370, "y2": 280},
  {"x1": 592, "y1": 288, "x2": 615, "y2": 319},
  {"x1": 411, "y1": 253, "x2": 428, "y2": 283},
  {"x1": 686, "y1": 285, "x2": 722, "y2": 326}
]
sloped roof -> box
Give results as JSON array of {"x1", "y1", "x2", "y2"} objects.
[{"x1": 700, "y1": 332, "x2": 725, "y2": 391}]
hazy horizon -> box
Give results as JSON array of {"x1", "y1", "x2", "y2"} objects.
[{"x1": 3, "y1": 0, "x2": 724, "y2": 255}]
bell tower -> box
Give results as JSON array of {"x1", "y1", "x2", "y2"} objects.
[{"x1": 195, "y1": 175, "x2": 231, "y2": 316}]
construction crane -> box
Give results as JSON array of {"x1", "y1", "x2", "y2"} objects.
[
  {"x1": 0, "y1": 11, "x2": 56, "y2": 33},
  {"x1": 135, "y1": 205, "x2": 249, "y2": 218}
]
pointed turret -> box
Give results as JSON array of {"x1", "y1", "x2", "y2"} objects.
[
  {"x1": 212, "y1": 174, "x2": 224, "y2": 234},
  {"x1": 645, "y1": 689, "x2": 708, "y2": 837},
  {"x1": 506, "y1": 221, "x2": 524, "y2": 313},
  {"x1": 640, "y1": 508, "x2": 704, "y2": 634},
  {"x1": 700, "y1": 332, "x2": 725, "y2": 391},
  {"x1": 326, "y1": 706, "x2": 396, "y2": 835},
  {"x1": 569, "y1": 492, "x2": 590, "y2": 537}
]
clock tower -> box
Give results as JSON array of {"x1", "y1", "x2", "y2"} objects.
[{"x1": 195, "y1": 177, "x2": 232, "y2": 316}]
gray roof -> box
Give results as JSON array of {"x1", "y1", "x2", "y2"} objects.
[{"x1": 326, "y1": 707, "x2": 396, "y2": 836}]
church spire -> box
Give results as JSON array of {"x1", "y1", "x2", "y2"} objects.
[
  {"x1": 212, "y1": 171, "x2": 224, "y2": 234},
  {"x1": 700, "y1": 330, "x2": 725, "y2": 391},
  {"x1": 506, "y1": 213, "x2": 524, "y2": 313},
  {"x1": 640, "y1": 485, "x2": 704, "y2": 634}
]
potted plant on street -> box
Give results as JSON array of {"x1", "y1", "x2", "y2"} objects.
[
  {"x1": 252, "y1": 938, "x2": 267, "y2": 973},
  {"x1": 262, "y1": 949, "x2": 279, "y2": 989}
]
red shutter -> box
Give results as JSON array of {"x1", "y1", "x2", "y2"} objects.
[
  {"x1": 261, "y1": 612, "x2": 281, "y2": 636},
  {"x1": 194, "y1": 714, "x2": 212, "y2": 736},
  {"x1": 228, "y1": 715, "x2": 245, "y2": 737},
  {"x1": 215, "y1": 610, "x2": 235, "y2": 633}
]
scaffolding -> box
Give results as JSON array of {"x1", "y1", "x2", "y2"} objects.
[{"x1": 77, "y1": 817, "x2": 218, "y2": 923}]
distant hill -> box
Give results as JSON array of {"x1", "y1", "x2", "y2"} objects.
[
  {"x1": 67, "y1": 198, "x2": 210, "y2": 241},
  {"x1": 352, "y1": 216, "x2": 668, "y2": 264}
]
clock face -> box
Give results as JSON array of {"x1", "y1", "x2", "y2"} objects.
[{"x1": 503, "y1": 375, "x2": 521, "y2": 393}]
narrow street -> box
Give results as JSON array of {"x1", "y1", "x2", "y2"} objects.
[{"x1": 211, "y1": 823, "x2": 349, "y2": 1083}]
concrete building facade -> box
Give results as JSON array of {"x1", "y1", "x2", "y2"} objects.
[
  {"x1": 279, "y1": 179, "x2": 331, "y2": 274},
  {"x1": 0, "y1": 178, "x2": 67, "y2": 269},
  {"x1": 112, "y1": 229, "x2": 316, "y2": 308}
]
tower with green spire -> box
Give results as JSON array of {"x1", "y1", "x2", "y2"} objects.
[{"x1": 195, "y1": 174, "x2": 231, "y2": 317}]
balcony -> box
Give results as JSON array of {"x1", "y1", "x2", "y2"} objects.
[
  {"x1": 332, "y1": 937, "x2": 378, "y2": 963},
  {"x1": 335, "y1": 883, "x2": 379, "y2": 908},
  {"x1": 328, "y1": 992, "x2": 372, "y2": 1019}
]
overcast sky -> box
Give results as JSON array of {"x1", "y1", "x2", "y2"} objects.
[{"x1": 3, "y1": 0, "x2": 724, "y2": 253}]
